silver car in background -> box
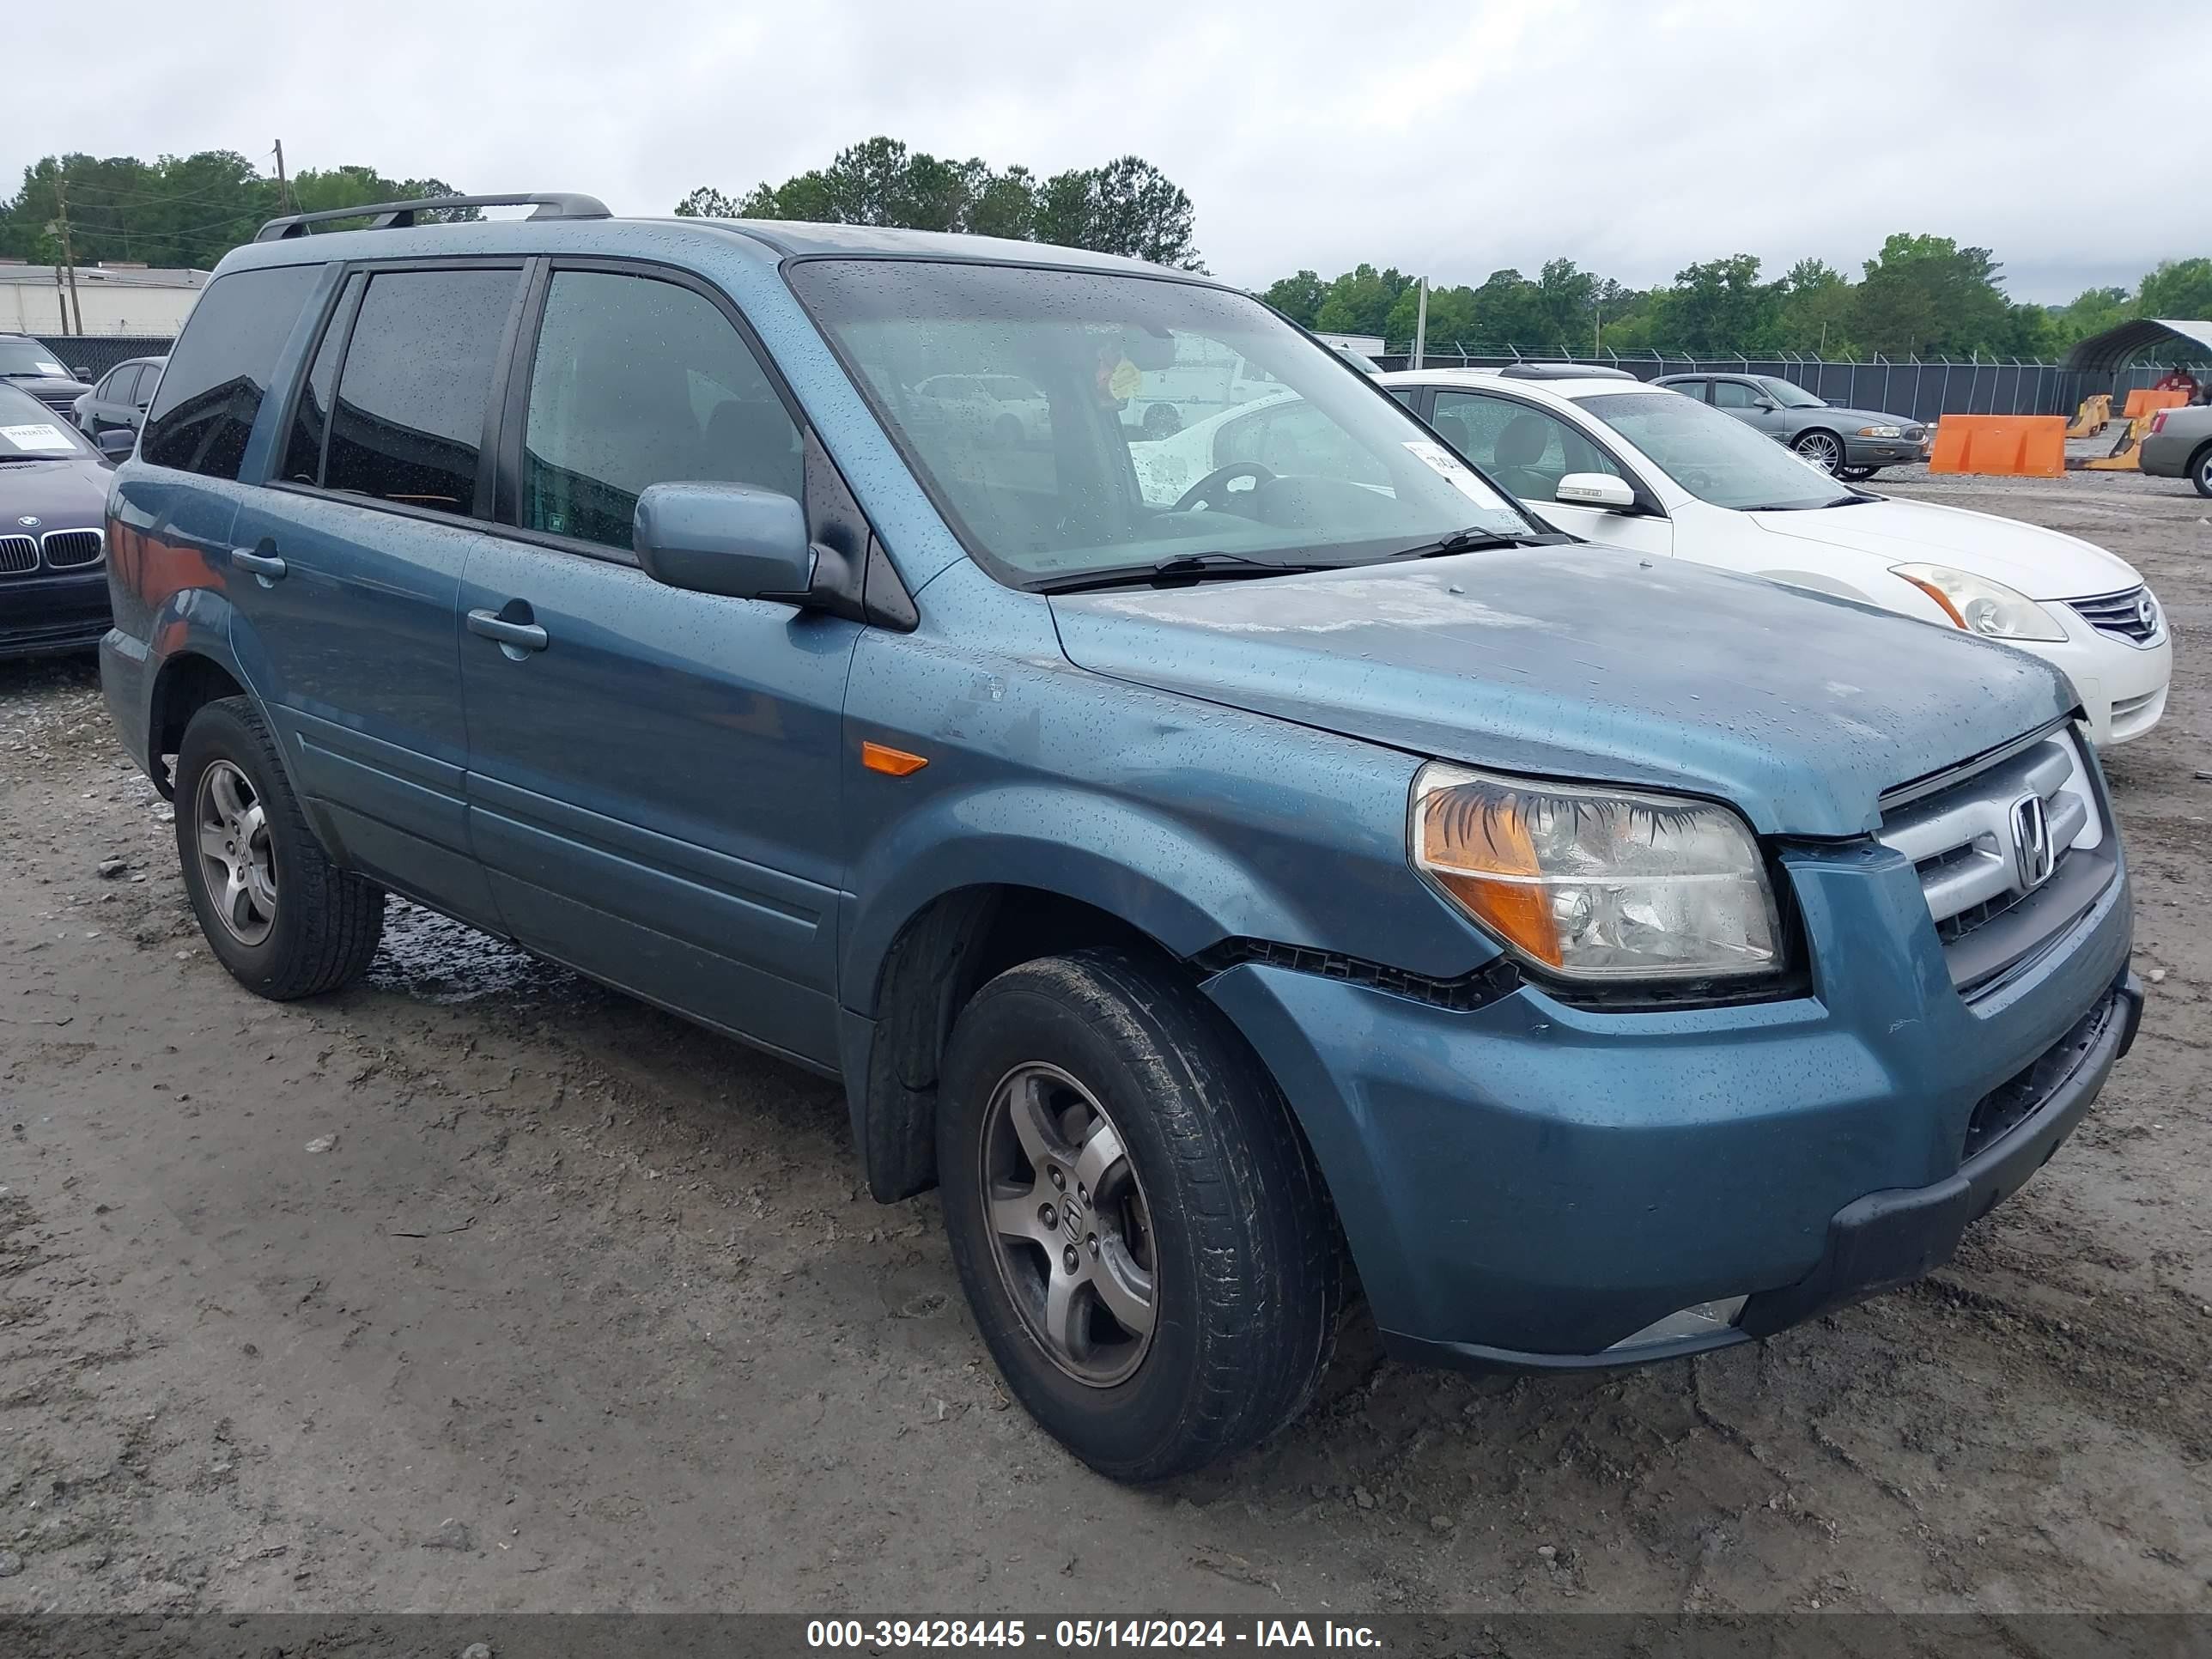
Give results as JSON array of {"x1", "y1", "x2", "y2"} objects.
[{"x1": 2138, "y1": 402, "x2": 2212, "y2": 496}]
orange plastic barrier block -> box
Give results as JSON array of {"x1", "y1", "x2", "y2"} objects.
[
  {"x1": 1927, "y1": 415, "x2": 2068, "y2": 477},
  {"x1": 2122, "y1": 387, "x2": 2188, "y2": 419}
]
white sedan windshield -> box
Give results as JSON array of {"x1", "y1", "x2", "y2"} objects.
[
  {"x1": 1575, "y1": 392, "x2": 1855, "y2": 512},
  {"x1": 792, "y1": 260, "x2": 1537, "y2": 586}
]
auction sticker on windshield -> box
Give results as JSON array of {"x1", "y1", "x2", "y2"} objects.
[
  {"x1": 1402, "y1": 439, "x2": 1510, "y2": 509},
  {"x1": 0, "y1": 423, "x2": 75, "y2": 453}
]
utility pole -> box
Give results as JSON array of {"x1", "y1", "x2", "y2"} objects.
[
  {"x1": 1412, "y1": 276, "x2": 1429, "y2": 371},
  {"x1": 273, "y1": 140, "x2": 292, "y2": 214},
  {"x1": 52, "y1": 175, "x2": 82, "y2": 336}
]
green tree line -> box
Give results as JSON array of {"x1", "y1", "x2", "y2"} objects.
[
  {"x1": 677, "y1": 137, "x2": 1204, "y2": 270},
  {"x1": 1265, "y1": 240, "x2": 2212, "y2": 361},
  {"x1": 0, "y1": 153, "x2": 475, "y2": 272}
]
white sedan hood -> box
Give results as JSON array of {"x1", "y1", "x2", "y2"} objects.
[{"x1": 1746, "y1": 495, "x2": 2141, "y2": 600}]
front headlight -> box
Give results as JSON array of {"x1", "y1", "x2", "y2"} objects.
[
  {"x1": 1410, "y1": 764, "x2": 1780, "y2": 982},
  {"x1": 1892, "y1": 562, "x2": 2067, "y2": 642},
  {"x1": 1856, "y1": 424, "x2": 1903, "y2": 439}
]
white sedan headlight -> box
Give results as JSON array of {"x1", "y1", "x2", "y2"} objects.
[
  {"x1": 1411, "y1": 764, "x2": 1780, "y2": 982},
  {"x1": 1893, "y1": 563, "x2": 2067, "y2": 643}
]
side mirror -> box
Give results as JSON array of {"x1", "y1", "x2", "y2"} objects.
[
  {"x1": 634, "y1": 482, "x2": 815, "y2": 603},
  {"x1": 1752, "y1": 397, "x2": 1778, "y2": 411},
  {"x1": 72, "y1": 366, "x2": 92, "y2": 380},
  {"x1": 1555, "y1": 472, "x2": 1638, "y2": 511},
  {"x1": 97, "y1": 427, "x2": 137, "y2": 460}
]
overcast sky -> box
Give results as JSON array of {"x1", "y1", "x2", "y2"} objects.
[{"x1": 12, "y1": 0, "x2": 2208, "y2": 302}]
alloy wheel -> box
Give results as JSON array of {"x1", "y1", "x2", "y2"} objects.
[
  {"x1": 977, "y1": 1061, "x2": 1158, "y2": 1388},
  {"x1": 1796, "y1": 431, "x2": 1843, "y2": 473},
  {"x1": 193, "y1": 759, "x2": 277, "y2": 946}
]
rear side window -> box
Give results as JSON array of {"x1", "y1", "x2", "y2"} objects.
[
  {"x1": 518, "y1": 270, "x2": 801, "y2": 551},
  {"x1": 323, "y1": 268, "x2": 519, "y2": 516},
  {"x1": 141, "y1": 264, "x2": 321, "y2": 478},
  {"x1": 281, "y1": 274, "x2": 363, "y2": 485}
]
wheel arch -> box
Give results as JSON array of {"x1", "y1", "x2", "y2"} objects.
[{"x1": 138, "y1": 589, "x2": 258, "y2": 796}]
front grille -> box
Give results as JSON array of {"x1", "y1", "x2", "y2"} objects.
[
  {"x1": 0, "y1": 534, "x2": 36, "y2": 574},
  {"x1": 2068, "y1": 586, "x2": 2161, "y2": 644},
  {"x1": 1961, "y1": 991, "x2": 2118, "y2": 1160},
  {"x1": 32, "y1": 390, "x2": 79, "y2": 417},
  {"x1": 40, "y1": 529, "x2": 101, "y2": 568},
  {"x1": 1879, "y1": 731, "x2": 2113, "y2": 991}
]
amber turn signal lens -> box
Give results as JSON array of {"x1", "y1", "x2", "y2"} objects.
[
  {"x1": 1416, "y1": 787, "x2": 1563, "y2": 967},
  {"x1": 861, "y1": 740, "x2": 929, "y2": 776},
  {"x1": 1895, "y1": 572, "x2": 1966, "y2": 629}
]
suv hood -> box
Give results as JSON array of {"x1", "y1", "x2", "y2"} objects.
[
  {"x1": 1050, "y1": 546, "x2": 2072, "y2": 837},
  {"x1": 1749, "y1": 495, "x2": 2140, "y2": 599}
]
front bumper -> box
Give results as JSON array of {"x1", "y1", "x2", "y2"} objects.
[
  {"x1": 1395, "y1": 974, "x2": 2140, "y2": 1370},
  {"x1": 0, "y1": 569, "x2": 111, "y2": 659},
  {"x1": 2027, "y1": 612, "x2": 2172, "y2": 746},
  {"x1": 1844, "y1": 435, "x2": 1928, "y2": 467},
  {"x1": 1202, "y1": 831, "x2": 2136, "y2": 1364}
]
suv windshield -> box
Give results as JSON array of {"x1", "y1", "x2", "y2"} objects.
[
  {"x1": 1574, "y1": 391, "x2": 1855, "y2": 511},
  {"x1": 791, "y1": 260, "x2": 1537, "y2": 586},
  {"x1": 1755, "y1": 376, "x2": 1825, "y2": 409},
  {"x1": 0, "y1": 340, "x2": 70, "y2": 379}
]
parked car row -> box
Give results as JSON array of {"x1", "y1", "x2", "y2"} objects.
[
  {"x1": 2, "y1": 199, "x2": 2153, "y2": 1483},
  {"x1": 0, "y1": 382, "x2": 118, "y2": 657}
]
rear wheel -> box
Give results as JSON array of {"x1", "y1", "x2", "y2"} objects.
[
  {"x1": 173, "y1": 696, "x2": 386, "y2": 999},
  {"x1": 937, "y1": 949, "x2": 1341, "y2": 1480},
  {"x1": 2191, "y1": 442, "x2": 2212, "y2": 499},
  {"x1": 1793, "y1": 429, "x2": 1844, "y2": 474}
]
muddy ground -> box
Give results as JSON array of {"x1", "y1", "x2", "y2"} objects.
[{"x1": 1, "y1": 467, "x2": 2208, "y2": 1617}]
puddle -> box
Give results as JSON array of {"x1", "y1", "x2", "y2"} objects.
[{"x1": 367, "y1": 900, "x2": 580, "y2": 1006}]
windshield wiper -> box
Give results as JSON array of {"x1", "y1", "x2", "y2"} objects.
[
  {"x1": 1033, "y1": 550, "x2": 1334, "y2": 595},
  {"x1": 1384, "y1": 527, "x2": 1563, "y2": 560}
]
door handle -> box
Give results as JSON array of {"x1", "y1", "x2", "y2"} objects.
[
  {"x1": 466, "y1": 608, "x2": 549, "y2": 652},
  {"x1": 230, "y1": 547, "x2": 287, "y2": 580}
]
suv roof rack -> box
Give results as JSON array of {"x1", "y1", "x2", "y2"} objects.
[
  {"x1": 1497, "y1": 362, "x2": 1637, "y2": 381},
  {"x1": 254, "y1": 191, "x2": 611, "y2": 242}
]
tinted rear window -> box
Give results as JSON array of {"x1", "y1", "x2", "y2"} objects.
[
  {"x1": 323, "y1": 268, "x2": 518, "y2": 516},
  {"x1": 142, "y1": 265, "x2": 321, "y2": 479}
]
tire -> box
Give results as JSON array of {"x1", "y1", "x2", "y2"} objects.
[
  {"x1": 1141, "y1": 403, "x2": 1183, "y2": 440},
  {"x1": 1838, "y1": 465, "x2": 1879, "y2": 482},
  {"x1": 2191, "y1": 442, "x2": 2212, "y2": 499},
  {"x1": 173, "y1": 696, "x2": 386, "y2": 1000},
  {"x1": 1793, "y1": 429, "x2": 1844, "y2": 474},
  {"x1": 937, "y1": 948, "x2": 1341, "y2": 1480},
  {"x1": 994, "y1": 413, "x2": 1024, "y2": 446}
]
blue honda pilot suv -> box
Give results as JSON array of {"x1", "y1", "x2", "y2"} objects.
[{"x1": 100, "y1": 193, "x2": 2141, "y2": 1480}]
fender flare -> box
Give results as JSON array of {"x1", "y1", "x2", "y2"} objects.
[{"x1": 841, "y1": 783, "x2": 1322, "y2": 1016}]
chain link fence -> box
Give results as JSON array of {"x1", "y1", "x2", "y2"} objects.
[{"x1": 31, "y1": 334, "x2": 175, "y2": 383}]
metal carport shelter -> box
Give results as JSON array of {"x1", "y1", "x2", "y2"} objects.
[{"x1": 2063, "y1": 319, "x2": 2212, "y2": 373}]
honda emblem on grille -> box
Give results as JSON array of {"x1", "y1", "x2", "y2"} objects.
[{"x1": 2010, "y1": 794, "x2": 2056, "y2": 891}]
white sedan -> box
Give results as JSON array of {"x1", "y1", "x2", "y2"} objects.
[{"x1": 1379, "y1": 368, "x2": 2172, "y2": 745}]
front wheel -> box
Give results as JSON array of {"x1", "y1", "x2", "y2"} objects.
[
  {"x1": 937, "y1": 949, "x2": 1341, "y2": 1480},
  {"x1": 173, "y1": 696, "x2": 386, "y2": 999},
  {"x1": 1793, "y1": 429, "x2": 1844, "y2": 474}
]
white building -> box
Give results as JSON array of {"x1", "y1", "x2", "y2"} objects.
[{"x1": 0, "y1": 260, "x2": 209, "y2": 337}]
